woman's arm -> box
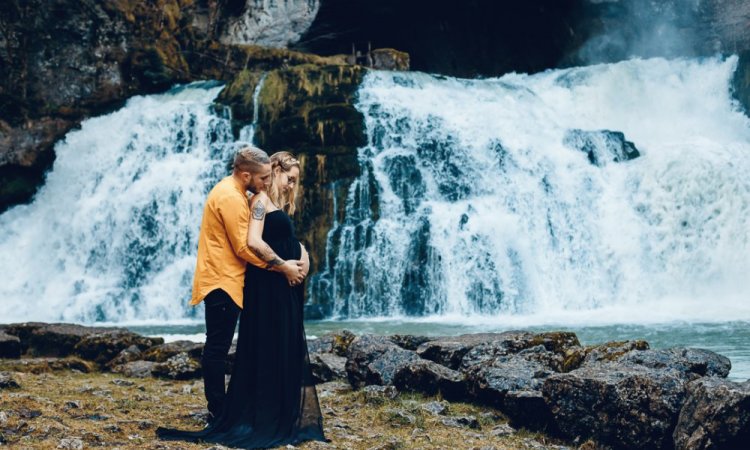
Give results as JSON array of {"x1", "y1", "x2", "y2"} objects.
[{"x1": 247, "y1": 193, "x2": 304, "y2": 285}]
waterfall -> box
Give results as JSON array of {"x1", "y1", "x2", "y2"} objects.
[
  {"x1": 0, "y1": 82, "x2": 240, "y2": 324},
  {"x1": 312, "y1": 56, "x2": 750, "y2": 323}
]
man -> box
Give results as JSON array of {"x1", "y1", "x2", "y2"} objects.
[{"x1": 190, "y1": 146, "x2": 305, "y2": 422}]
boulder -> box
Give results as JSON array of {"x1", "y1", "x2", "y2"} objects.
[
  {"x1": 392, "y1": 359, "x2": 467, "y2": 400},
  {"x1": 141, "y1": 340, "x2": 203, "y2": 362},
  {"x1": 152, "y1": 352, "x2": 202, "y2": 380},
  {"x1": 543, "y1": 362, "x2": 688, "y2": 449},
  {"x1": 345, "y1": 334, "x2": 421, "y2": 388},
  {"x1": 362, "y1": 385, "x2": 399, "y2": 404},
  {"x1": 563, "y1": 129, "x2": 640, "y2": 166},
  {"x1": 0, "y1": 357, "x2": 96, "y2": 374},
  {"x1": 310, "y1": 352, "x2": 347, "y2": 383},
  {"x1": 389, "y1": 334, "x2": 432, "y2": 351},
  {"x1": 0, "y1": 331, "x2": 21, "y2": 359},
  {"x1": 673, "y1": 377, "x2": 750, "y2": 450},
  {"x1": 306, "y1": 330, "x2": 356, "y2": 356},
  {"x1": 3, "y1": 323, "x2": 118, "y2": 356},
  {"x1": 616, "y1": 348, "x2": 731, "y2": 380},
  {"x1": 111, "y1": 360, "x2": 157, "y2": 379},
  {"x1": 418, "y1": 332, "x2": 523, "y2": 370},
  {"x1": 565, "y1": 340, "x2": 649, "y2": 371},
  {"x1": 73, "y1": 330, "x2": 163, "y2": 365},
  {"x1": 466, "y1": 355, "x2": 554, "y2": 430},
  {"x1": 105, "y1": 345, "x2": 143, "y2": 369}
]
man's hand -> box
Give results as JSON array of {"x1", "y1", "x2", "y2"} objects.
[{"x1": 278, "y1": 260, "x2": 305, "y2": 286}]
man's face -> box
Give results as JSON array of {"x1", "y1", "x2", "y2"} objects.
[{"x1": 245, "y1": 163, "x2": 272, "y2": 194}]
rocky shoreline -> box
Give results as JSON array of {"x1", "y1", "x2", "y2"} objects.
[{"x1": 1, "y1": 323, "x2": 748, "y2": 449}]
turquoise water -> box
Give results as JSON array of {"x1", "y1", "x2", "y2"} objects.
[{"x1": 130, "y1": 320, "x2": 750, "y2": 381}]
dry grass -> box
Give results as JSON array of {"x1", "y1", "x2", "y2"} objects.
[{"x1": 0, "y1": 368, "x2": 569, "y2": 449}]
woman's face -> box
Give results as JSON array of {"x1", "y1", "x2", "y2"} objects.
[{"x1": 276, "y1": 166, "x2": 299, "y2": 193}]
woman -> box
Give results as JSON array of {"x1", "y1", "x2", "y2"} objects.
[{"x1": 157, "y1": 152, "x2": 325, "y2": 448}]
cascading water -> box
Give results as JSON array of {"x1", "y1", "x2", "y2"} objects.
[
  {"x1": 0, "y1": 82, "x2": 243, "y2": 324},
  {"x1": 312, "y1": 56, "x2": 750, "y2": 324}
]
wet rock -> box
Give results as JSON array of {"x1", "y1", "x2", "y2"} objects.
[
  {"x1": 346, "y1": 334, "x2": 421, "y2": 388},
  {"x1": 0, "y1": 372, "x2": 20, "y2": 389},
  {"x1": 74, "y1": 330, "x2": 163, "y2": 365},
  {"x1": 0, "y1": 357, "x2": 96, "y2": 374},
  {"x1": 565, "y1": 340, "x2": 649, "y2": 372},
  {"x1": 441, "y1": 415, "x2": 480, "y2": 429},
  {"x1": 563, "y1": 129, "x2": 640, "y2": 166},
  {"x1": 4, "y1": 323, "x2": 119, "y2": 357},
  {"x1": 141, "y1": 340, "x2": 203, "y2": 362},
  {"x1": 392, "y1": 359, "x2": 467, "y2": 400},
  {"x1": 0, "y1": 331, "x2": 21, "y2": 358},
  {"x1": 420, "y1": 331, "x2": 579, "y2": 371},
  {"x1": 616, "y1": 347, "x2": 731, "y2": 380},
  {"x1": 152, "y1": 352, "x2": 202, "y2": 380},
  {"x1": 369, "y1": 48, "x2": 410, "y2": 71},
  {"x1": 466, "y1": 355, "x2": 553, "y2": 429},
  {"x1": 421, "y1": 400, "x2": 449, "y2": 416},
  {"x1": 310, "y1": 352, "x2": 347, "y2": 383},
  {"x1": 105, "y1": 345, "x2": 143, "y2": 369},
  {"x1": 673, "y1": 377, "x2": 750, "y2": 450},
  {"x1": 111, "y1": 360, "x2": 157, "y2": 378},
  {"x1": 543, "y1": 362, "x2": 688, "y2": 449},
  {"x1": 307, "y1": 330, "x2": 356, "y2": 356},
  {"x1": 389, "y1": 334, "x2": 432, "y2": 351},
  {"x1": 362, "y1": 385, "x2": 399, "y2": 404}
]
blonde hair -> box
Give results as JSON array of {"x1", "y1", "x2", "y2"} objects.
[{"x1": 268, "y1": 151, "x2": 300, "y2": 215}]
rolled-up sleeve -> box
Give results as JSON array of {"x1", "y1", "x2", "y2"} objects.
[{"x1": 217, "y1": 193, "x2": 267, "y2": 268}]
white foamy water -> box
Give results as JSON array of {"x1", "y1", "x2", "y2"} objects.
[
  {"x1": 312, "y1": 56, "x2": 750, "y2": 324},
  {"x1": 0, "y1": 82, "x2": 244, "y2": 323}
]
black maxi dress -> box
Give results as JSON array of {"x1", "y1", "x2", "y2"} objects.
[{"x1": 157, "y1": 210, "x2": 326, "y2": 449}]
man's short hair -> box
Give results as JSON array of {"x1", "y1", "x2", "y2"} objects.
[{"x1": 233, "y1": 146, "x2": 270, "y2": 174}]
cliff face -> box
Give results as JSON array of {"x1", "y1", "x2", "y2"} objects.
[
  {"x1": 216, "y1": 64, "x2": 367, "y2": 278},
  {"x1": 0, "y1": 0, "x2": 342, "y2": 213}
]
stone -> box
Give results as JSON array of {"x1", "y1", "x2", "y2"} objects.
[
  {"x1": 566, "y1": 340, "x2": 650, "y2": 371},
  {"x1": 616, "y1": 347, "x2": 731, "y2": 380},
  {"x1": 57, "y1": 438, "x2": 84, "y2": 449},
  {"x1": 490, "y1": 423, "x2": 516, "y2": 436},
  {"x1": 111, "y1": 378, "x2": 135, "y2": 387},
  {"x1": 384, "y1": 408, "x2": 416, "y2": 425},
  {"x1": 392, "y1": 359, "x2": 467, "y2": 400},
  {"x1": 0, "y1": 372, "x2": 20, "y2": 389},
  {"x1": 345, "y1": 334, "x2": 421, "y2": 388},
  {"x1": 563, "y1": 129, "x2": 640, "y2": 166},
  {"x1": 141, "y1": 340, "x2": 203, "y2": 362},
  {"x1": 0, "y1": 357, "x2": 96, "y2": 374},
  {"x1": 543, "y1": 362, "x2": 688, "y2": 449},
  {"x1": 389, "y1": 334, "x2": 432, "y2": 351},
  {"x1": 105, "y1": 345, "x2": 143, "y2": 369},
  {"x1": 0, "y1": 331, "x2": 21, "y2": 358},
  {"x1": 362, "y1": 385, "x2": 399, "y2": 404},
  {"x1": 310, "y1": 352, "x2": 347, "y2": 383},
  {"x1": 441, "y1": 415, "x2": 480, "y2": 429},
  {"x1": 111, "y1": 360, "x2": 157, "y2": 378},
  {"x1": 420, "y1": 400, "x2": 449, "y2": 416},
  {"x1": 4, "y1": 323, "x2": 119, "y2": 357},
  {"x1": 369, "y1": 48, "x2": 410, "y2": 71},
  {"x1": 152, "y1": 352, "x2": 201, "y2": 380},
  {"x1": 673, "y1": 377, "x2": 750, "y2": 450},
  {"x1": 73, "y1": 330, "x2": 163, "y2": 366}
]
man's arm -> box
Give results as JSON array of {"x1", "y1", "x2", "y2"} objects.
[
  {"x1": 299, "y1": 243, "x2": 310, "y2": 278},
  {"x1": 216, "y1": 192, "x2": 267, "y2": 269},
  {"x1": 247, "y1": 194, "x2": 305, "y2": 285}
]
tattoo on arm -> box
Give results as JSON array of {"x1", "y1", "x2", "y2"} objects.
[
  {"x1": 251, "y1": 200, "x2": 266, "y2": 220},
  {"x1": 249, "y1": 241, "x2": 285, "y2": 266}
]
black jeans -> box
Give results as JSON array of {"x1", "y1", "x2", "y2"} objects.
[{"x1": 202, "y1": 289, "x2": 240, "y2": 418}]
